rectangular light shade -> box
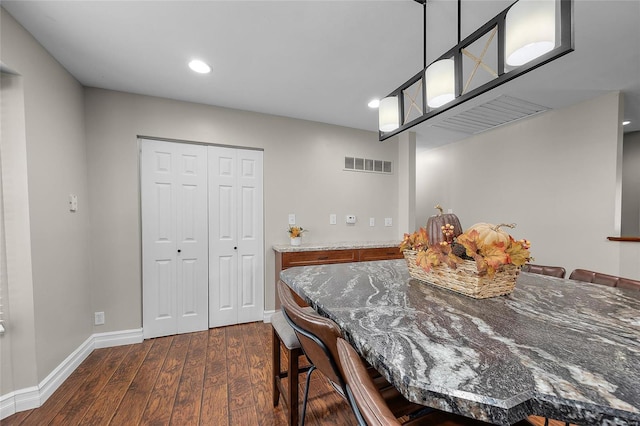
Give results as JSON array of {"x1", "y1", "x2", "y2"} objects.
[{"x1": 379, "y1": 96, "x2": 400, "y2": 132}]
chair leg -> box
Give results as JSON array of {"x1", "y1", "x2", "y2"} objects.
[
  {"x1": 272, "y1": 328, "x2": 281, "y2": 407},
  {"x1": 288, "y1": 347, "x2": 301, "y2": 426},
  {"x1": 300, "y1": 365, "x2": 316, "y2": 426}
]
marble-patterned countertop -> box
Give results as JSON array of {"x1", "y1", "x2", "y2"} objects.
[
  {"x1": 280, "y1": 260, "x2": 640, "y2": 426},
  {"x1": 272, "y1": 240, "x2": 400, "y2": 253}
]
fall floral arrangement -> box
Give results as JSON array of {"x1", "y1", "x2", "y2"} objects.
[
  {"x1": 400, "y1": 223, "x2": 532, "y2": 278},
  {"x1": 287, "y1": 226, "x2": 306, "y2": 238}
]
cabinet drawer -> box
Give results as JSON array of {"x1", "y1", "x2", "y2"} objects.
[
  {"x1": 282, "y1": 249, "x2": 358, "y2": 268},
  {"x1": 358, "y1": 247, "x2": 403, "y2": 262}
]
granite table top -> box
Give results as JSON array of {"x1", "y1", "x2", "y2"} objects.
[{"x1": 279, "y1": 260, "x2": 640, "y2": 426}]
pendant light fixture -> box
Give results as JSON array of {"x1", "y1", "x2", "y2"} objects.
[
  {"x1": 425, "y1": 58, "x2": 455, "y2": 108},
  {"x1": 505, "y1": 0, "x2": 556, "y2": 66},
  {"x1": 377, "y1": 0, "x2": 573, "y2": 141},
  {"x1": 379, "y1": 96, "x2": 400, "y2": 132}
]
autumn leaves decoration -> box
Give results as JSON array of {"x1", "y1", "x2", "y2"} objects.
[{"x1": 400, "y1": 205, "x2": 532, "y2": 278}]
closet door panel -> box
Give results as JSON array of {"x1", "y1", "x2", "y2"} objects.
[
  {"x1": 175, "y1": 144, "x2": 209, "y2": 334},
  {"x1": 209, "y1": 146, "x2": 239, "y2": 327},
  {"x1": 236, "y1": 150, "x2": 264, "y2": 324},
  {"x1": 209, "y1": 146, "x2": 264, "y2": 327},
  {"x1": 142, "y1": 139, "x2": 208, "y2": 339}
]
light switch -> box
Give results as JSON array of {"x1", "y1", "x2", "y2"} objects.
[
  {"x1": 369, "y1": 217, "x2": 375, "y2": 227},
  {"x1": 288, "y1": 214, "x2": 296, "y2": 225},
  {"x1": 346, "y1": 215, "x2": 356, "y2": 224},
  {"x1": 384, "y1": 217, "x2": 392, "y2": 227},
  {"x1": 69, "y1": 194, "x2": 78, "y2": 212},
  {"x1": 329, "y1": 214, "x2": 337, "y2": 225}
]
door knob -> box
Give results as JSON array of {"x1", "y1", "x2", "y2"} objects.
[
  {"x1": 234, "y1": 246, "x2": 237, "y2": 250},
  {"x1": 177, "y1": 249, "x2": 181, "y2": 253}
]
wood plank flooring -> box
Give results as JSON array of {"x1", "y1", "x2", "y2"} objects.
[{"x1": 3, "y1": 321, "x2": 569, "y2": 426}]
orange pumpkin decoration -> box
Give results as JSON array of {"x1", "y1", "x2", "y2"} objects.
[
  {"x1": 467, "y1": 222, "x2": 516, "y2": 249},
  {"x1": 426, "y1": 205, "x2": 463, "y2": 247}
]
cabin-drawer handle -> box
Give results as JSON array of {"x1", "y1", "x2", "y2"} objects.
[{"x1": 318, "y1": 256, "x2": 329, "y2": 260}]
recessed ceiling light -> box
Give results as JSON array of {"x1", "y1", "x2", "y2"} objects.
[
  {"x1": 368, "y1": 99, "x2": 380, "y2": 109},
  {"x1": 188, "y1": 59, "x2": 211, "y2": 74},
  {"x1": 622, "y1": 120, "x2": 631, "y2": 126}
]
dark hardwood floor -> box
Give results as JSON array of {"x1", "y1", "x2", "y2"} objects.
[
  {"x1": 3, "y1": 322, "x2": 355, "y2": 426},
  {"x1": 3, "y1": 321, "x2": 566, "y2": 426}
]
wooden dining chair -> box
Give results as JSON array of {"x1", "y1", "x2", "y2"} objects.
[
  {"x1": 336, "y1": 337, "x2": 535, "y2": 426},
  {"x1": 569, "y1": 269, "x2": 640, "y2": 290},
  {"x1": 521, "y1": 264, "x2": 566, "y2": 278},
  {"x1": 271, "y1": 308, "x2": 315, "y2": 426}
]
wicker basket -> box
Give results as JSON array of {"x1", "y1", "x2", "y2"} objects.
[{"x1": 403, "y1": 250, "x2": 519, "y2": 299}]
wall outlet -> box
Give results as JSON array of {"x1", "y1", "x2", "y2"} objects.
[
  {"x1": 369, "y1": 217, "x2": 375, "y2": 227},
  {"x1": 288, "y1": 213, "x2": 296, "y2": 225},
  {"x1": 69, "y1": 194, "x2": 78, "y2": 212},
  {"x1": 94, "y1": 311, "x2": 105, "y2": 325},
  {"x1": 329, "y1": 214, "x2": 337, "y2": 225},
  {"x1": 384, "y1": 217, "x2": 392, "y2": 227}
]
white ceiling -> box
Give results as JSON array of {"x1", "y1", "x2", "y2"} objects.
[{"x1": 3, "y1": 0, "x2": 639, "y2": 150}]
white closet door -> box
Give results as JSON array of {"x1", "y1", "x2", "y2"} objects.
[
  {"x1": 208, "y1": 146, "x2": 238, "y2": 327},
  {"x1": 208, "y1": 146, "x2": 264, "y2": 327},
  {"x1": 236, "y1": 149, "x2": 264, "y2": 324},
  {"x1": 141, "y1": 139, "x2": 208, "y2": 339}
]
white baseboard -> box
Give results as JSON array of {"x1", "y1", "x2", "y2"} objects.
[
  {"x1": 0, "y1": 386, "x2": 39, "y2": 420},
  {"x1": 263, "y1": 309, "x2": 276, "y2": 323},
  {"x1": 94, "y1": 328, "x2": 144, "y2": 349},
  {"x1": 0, "y1": 328, "x2": 143, "y2": 420},
  {"x1": 37, "y1": 333, "x2": 95, "y2": 407}
]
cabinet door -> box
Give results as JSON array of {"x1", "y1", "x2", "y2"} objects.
[
  {"x1": 141, "y1": 139, "x2": 209, "y2": 339},
  {"x1": 282, "y1": 250, "x2": 358, "y2": 268},
  {"x1": 358, "y1": 247, "x2": 404, "y2": 262}
]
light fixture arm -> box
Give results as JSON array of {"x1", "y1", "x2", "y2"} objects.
[
  {"x1": 412, "y1": 0, "x2": 427, "y2": 69},
  {"x1": 457, "y1": 0, "x2": 461, "y2": 44},
  {"x1": 424, "y1": 1, "x2": 427, "y2": 69}
]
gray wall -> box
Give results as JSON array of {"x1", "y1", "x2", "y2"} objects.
[
  {"x1": 416, "y1": 92, "x2": 640, "y2": 280},
  {"x1": 1, "y1": 7, "x2": 92, "y2": 393},
  {"x1": 84, "y1": 88, "x2": 404, "y2": 331},
  {"x1": 622, "y1": 131, "x2": 640, "y2": 236},
  {"x1": 0, "y1": 71, "x2": 38, "y2": 396}
]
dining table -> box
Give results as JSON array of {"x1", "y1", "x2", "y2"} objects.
[{"x1": 279, "y1": 259, "x2": 640, "y2": 426}]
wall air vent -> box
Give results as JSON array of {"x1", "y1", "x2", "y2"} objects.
[
  {"x1": 344, "y1": 157, "x2": 392, "y2": 174},
  {"x1": 433, "y1": 95, "x2": 549, "y2": 134}
]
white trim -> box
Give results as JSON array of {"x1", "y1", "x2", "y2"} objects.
[
  {"x1": 0, "y1": 328, "x2": 143, "y2": 420},
  {"x1": 38, "y1": 333, "x2": 95, "y2": 405},
  {"x1": 263, "y1": 309, "x2": 276, "y2": 323},
  {"x1": 94, "y1": 328, "x2": 144, "y2": 349},
  {"x1": 0, "y1": 386, "x2": 38, "y2": 420}
]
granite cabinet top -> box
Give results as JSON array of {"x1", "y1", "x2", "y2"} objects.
[
  {"x1": 279, "y1": 260, "x2": 640, "y2": 426},
  {"x1": 272, "y1": 240, "x2": 400, "y2": 253}
]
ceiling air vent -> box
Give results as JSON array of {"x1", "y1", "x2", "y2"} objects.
[
  {"x1": 344, "y1": 157, "x2": 392, "y2": 174},
  {"x1": 434, "y1": 95, "x2": 549, "y2": 134}
]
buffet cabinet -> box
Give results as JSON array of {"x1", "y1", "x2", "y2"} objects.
[{"x1": 274, "y1": 244, "x2": 403, "y2": 307}]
